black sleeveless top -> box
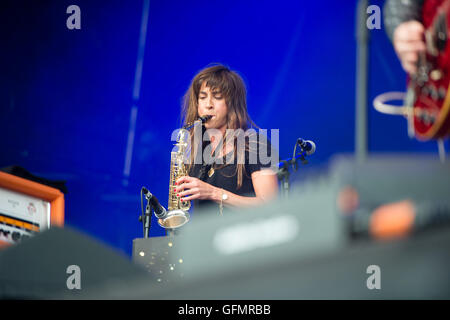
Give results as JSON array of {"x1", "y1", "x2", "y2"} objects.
[{"x1": 188, "y1": 131, "x2": 275, "y2": 213}]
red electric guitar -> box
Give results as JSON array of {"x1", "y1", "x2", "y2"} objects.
[{"x1": 374, "y1": 0, "x2": 450, "y2": 141}]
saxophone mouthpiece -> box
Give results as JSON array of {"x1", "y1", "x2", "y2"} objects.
[
  {"x1": 200, "y1": 115, "x2": 212, "y2": 123},
  {"x1": 182, "y1": 115, "x2": 212, "y2": 130}
]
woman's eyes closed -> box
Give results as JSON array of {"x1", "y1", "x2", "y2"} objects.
[{"x1": 199, "y1": 94, "x2": 222, "y2": 100}]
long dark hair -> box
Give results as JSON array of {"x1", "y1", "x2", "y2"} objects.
[{"x1": 181, "y1": 64, "x2": 257, "y2": 188}]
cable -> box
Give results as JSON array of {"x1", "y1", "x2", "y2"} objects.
[{"x1": 373, "y1": 91, "x2": 408, "y2": 116}]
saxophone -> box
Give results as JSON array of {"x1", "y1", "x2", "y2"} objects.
[{"x1": 157, "y1": 115, "x2": 212, "y2": 229}]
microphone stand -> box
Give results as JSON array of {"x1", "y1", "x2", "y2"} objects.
[
  {"x1": 277, "y1": 160, "x2": 291, "y2": 200},
  {"x1": 277, "y1": 138, "x2": 312, "y2": 198},
  {"x1": 277, "y1": 151, "x2": 308, "y2": 199},
  {"x1": 139, "y1": 189, "x2": 154, "y2": 238}
]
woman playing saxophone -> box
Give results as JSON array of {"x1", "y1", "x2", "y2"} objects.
[{"x1": 174, "y1": 64, "x2": 278, "y2": 215}]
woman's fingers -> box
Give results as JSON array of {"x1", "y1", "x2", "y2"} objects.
[
  {"x1": 175, "y1": 176, "x2": 192, "y2": 186},
  {"x1": 174, "y1": 176, "x2": 193, "y2": 192},
  {"x1": 180, "y1": 194, "x2": 199, "y2": 201},
  {"x1": 177, "y1": 187, "x2": 199, "y2": 198},
  {"x1": 174, "y1": 176, "x2": 200, "y2": 200},
  {"x1": 173, "y1": 176, "x2": 215, "y2": 201},
  {"x1": 174, "y1": 182, "x2": 196, "y2": 193}
]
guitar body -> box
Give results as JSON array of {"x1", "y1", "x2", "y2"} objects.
[{"x1": 409, "y1": 0, "x2": 450, "y2": 140}]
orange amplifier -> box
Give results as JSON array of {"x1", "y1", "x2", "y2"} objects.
[{"x1": 0, "y1": 172, "x2": 64, "y2": 248}]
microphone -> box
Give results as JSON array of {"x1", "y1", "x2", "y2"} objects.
[
  {"x1": 142, "y1": 187, "x2": 167, "y2": 219},
  {"x1": 297, "y1": 138, "x2": 316, "y2": 155}
]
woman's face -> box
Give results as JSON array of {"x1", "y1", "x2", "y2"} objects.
[{"x1": 197, "y1": 82, "x2": 228, "y2": 134}]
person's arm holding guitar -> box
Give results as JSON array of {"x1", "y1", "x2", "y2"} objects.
[
  {"x1": 384, "y1": 0, "x2": 426, "y2": 75},
  {"x1": 392, "y1": 21, "x2": 426, "y2": 75},
  {"x1": 382, "y1": 0, "x2": 450, "y2": 140}
]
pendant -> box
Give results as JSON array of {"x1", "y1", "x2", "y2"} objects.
[{"x1": 208, "y1": 167, "x2": 215, "y2": 177}]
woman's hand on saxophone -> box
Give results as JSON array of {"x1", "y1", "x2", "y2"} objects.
[
  {"x1": 174, "y1": 176, "x2": 221, "y2": 202},
  {"x1": 175, "y1": 170, "x2": 278, "y2": 208}
]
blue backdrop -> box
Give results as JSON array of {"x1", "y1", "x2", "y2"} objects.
[{"x1": 0, "y1": 0, "x2": 443, "y2": 257}]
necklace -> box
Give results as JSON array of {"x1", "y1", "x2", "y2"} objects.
[{"x1": 208, "y1": 167, "x2": 215, "y2": 177}]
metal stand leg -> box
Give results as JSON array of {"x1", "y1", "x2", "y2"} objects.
[{"x1": 437, "y1": 139, "x2": 446, "y2": 163}]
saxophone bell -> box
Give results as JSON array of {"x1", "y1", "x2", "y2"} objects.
[{"x1": 157, "y1": 209, "x2": 190, "y2": 229}]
